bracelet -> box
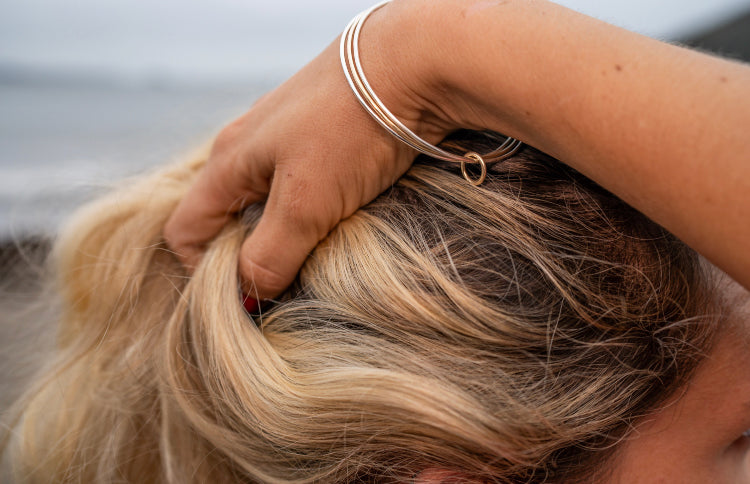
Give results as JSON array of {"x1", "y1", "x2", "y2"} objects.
[{"x1": 340, "y1": 0, "x2": 522, "y2": 185}]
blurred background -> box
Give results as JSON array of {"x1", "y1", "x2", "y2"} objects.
[
  {"x1": 1, "y1": 0, "x2": 749, "y2": 240},
  {"x1": 0, "y1": 0, "x2": 749, "y2": 417}
]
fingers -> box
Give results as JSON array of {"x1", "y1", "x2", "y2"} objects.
[
  {"x1": 238, "y1": 171, "x2": 335, "y2": 300},
  {"x1": 164, "y1": 130, "x2": 270, "y2": 269},
  {"x1": 162, "y1": 34, "x2": 421, "y2": 298},
  {"x1": 238, "y1": 218, "x2": 316, "y2": 301}
]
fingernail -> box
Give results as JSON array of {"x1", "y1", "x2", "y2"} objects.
[{"x1": 241, "y1": 294, "x2": 259, "y2": 314}]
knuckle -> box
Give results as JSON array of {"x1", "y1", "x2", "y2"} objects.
[
  {"x1": 274, "y1": 174, "x2": 334, "y2": 242},
  {"x1": 212, "y1": 116, "x2": 245, "y2": 155},
  {"x1": 163, "y1": 216, "x2": 185, "y2": 251},
  {"x1": 279, "y1": 198, "x2": 330, "y2": 245}
]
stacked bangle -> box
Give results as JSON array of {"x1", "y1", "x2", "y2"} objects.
[{"x1": 340, "y1": 0, "x2": 522, "y2": 185}]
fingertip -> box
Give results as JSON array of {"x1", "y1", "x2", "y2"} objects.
[
  {"x1": 238, "y1": 225, "x2": 315, "y2": 300},
  {"x1": 163, "y1": 216, "x2": 201, "y2": 273},
  {"x1": 162, "y1": 153, "x2": 268, "y2": 276},
  {"x1": 238, "y1": 245, "x2": 297, "y2": 301},
  {"x1": 174, "y1": 245, "x2": 203, "y2": 274}
]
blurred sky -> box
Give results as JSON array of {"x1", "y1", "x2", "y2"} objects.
[
  {"x1": 2, "y1": 0, "x2": 749, "y2": 84},
  {"x1": 0, "y1": 0, "x2": 749, "y2": 238}
]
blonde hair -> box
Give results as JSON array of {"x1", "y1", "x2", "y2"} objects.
[{"x1": 3, "y1": 140, "x2": 716, "y2": 483}]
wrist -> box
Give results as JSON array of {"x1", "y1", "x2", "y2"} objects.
[
  {"x1": 354, "y1": 0, "x2": 460, "y2": 144},
  {"x1": 422, "y1": 0, "x2": 531, "y2": 134},
  {"x1": 347, "y1": 0, "x2": 534, "y2": 144},
  {"x1": 364, "y1": 0, "x2": 531, "y2": 135}
]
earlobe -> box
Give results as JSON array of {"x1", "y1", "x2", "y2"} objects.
[{"x1": 413, "y1": 468, "x2": 479, "y2": 483}]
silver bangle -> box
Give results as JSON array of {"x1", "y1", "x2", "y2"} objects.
[{"x1": 340, "y1": 0, "x2": 522, "y2": 186}]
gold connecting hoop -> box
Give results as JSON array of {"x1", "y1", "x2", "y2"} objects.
[
  {"x1": 340, "y1": 0, "x2": 522, "y2": 185},
  {"x1": 461, "y1": 152, "x2": 487, "y2": 186}
]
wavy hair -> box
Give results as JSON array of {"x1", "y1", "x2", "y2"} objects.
[{"x1": 2, "y1": 137, "x2": 716, "y2": 483}]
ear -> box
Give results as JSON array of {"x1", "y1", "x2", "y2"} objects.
[{"x1": 413, "y1": 468, "x2": 481, "y2": 483}]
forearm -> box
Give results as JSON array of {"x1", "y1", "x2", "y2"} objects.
[{"x1": 378, "y1": 0, "x2": 750, "y2": 288}]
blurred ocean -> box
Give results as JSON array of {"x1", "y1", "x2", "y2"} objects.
[
  {"x1": 1, "y1": 0, "x2": 747, "y2": 240},
  {"x1": 0, "y1": 75, "x2": 272, "y2": 239}
]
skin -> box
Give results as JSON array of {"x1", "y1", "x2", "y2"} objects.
[
  {"x1": 608, "y1": 275, "x2": 750, "y2": 483},
  {"x1": 414, "y1": 275, "x2": 750, "y2": 483},
  {"x1": 162, "y1": 38, "x2": 428, "y2": 298},
  {"x1": 160, "y1": 1, "x2": 750, "y2": 479},
  {"x1": 429, "y1": 0, "x2": 750, "y2": 291},
  {"x1": 163, "y1": 0, "x2": 750, "y2": 299}
]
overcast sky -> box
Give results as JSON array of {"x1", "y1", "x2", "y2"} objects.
[{"x1": 1, "y1": 0, "x2": 748, "y2": 83}]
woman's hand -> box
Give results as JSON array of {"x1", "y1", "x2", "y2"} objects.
[
  {"x1": 163, "y1": 2, "x2": 450, "y2": 300},
  {"x1": 165, "y1": 0, "x2": 750, "y2": 295}
]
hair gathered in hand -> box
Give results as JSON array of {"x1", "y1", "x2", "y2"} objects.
[{"x1": 2, "y1": 138, "x2": 716, "y2": 483}]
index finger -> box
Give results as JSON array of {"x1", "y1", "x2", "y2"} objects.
[{"x1": 163, "y1": 149, "x2": 270, "y2": 269}]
